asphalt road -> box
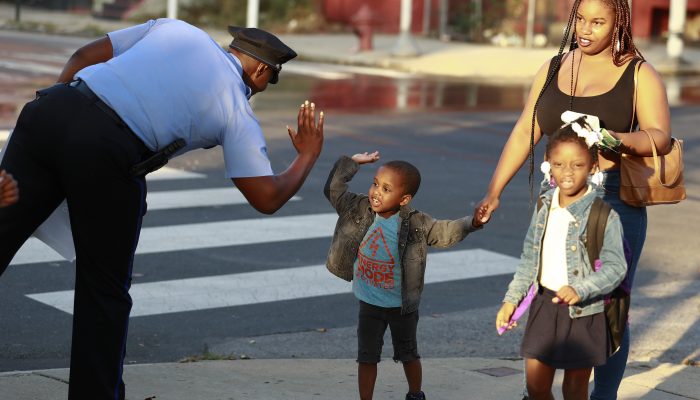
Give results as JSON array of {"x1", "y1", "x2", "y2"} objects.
[{"x1": 0, "y1": 30, "x2": 698, "y2": 373}]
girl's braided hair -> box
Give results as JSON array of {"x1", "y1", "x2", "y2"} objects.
[{"x1": 526, "y1": 0, "x2": 644, "y2": 194}]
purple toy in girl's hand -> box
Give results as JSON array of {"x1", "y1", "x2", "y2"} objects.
[{"x1": 498, "y1": 284, "x2": 537, "y2": 335}]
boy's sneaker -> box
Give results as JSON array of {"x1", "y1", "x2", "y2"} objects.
[{"x1": 405, "y1": 391, "x2": 426, "y2": 400}]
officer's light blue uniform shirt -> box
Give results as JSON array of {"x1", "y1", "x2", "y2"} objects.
[
  {"x1": 353, "y1": 214, "x2": 402, "y2": 308},
  {"x1": 76, "y1": 18, "x2": 273, "y2": 178}
]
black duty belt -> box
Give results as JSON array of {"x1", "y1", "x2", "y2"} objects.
[
  {"x1": 69, "y1": 79, "x2": 186, "y2": 176},
  {"x1": 71, "y1": 79, "x2": 131, "y2": 131}
]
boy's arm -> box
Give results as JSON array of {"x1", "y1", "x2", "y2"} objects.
[
  {"x1": 424, "y1": 215, "x2": 482, "y2": 248},
  {"x1": 323, "y1": 156, "x2": 364, "y2": 213},
  {"x1": 570, "y1": 211, "x2": 628, "y2": 301}
]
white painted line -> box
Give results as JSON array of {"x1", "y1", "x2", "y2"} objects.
[
  {"x1": 11, "y1": 53, "x2": 72, "y2": 63},
  {"x1": 145, "y1": 188, "x2": 300, "y2": 211},
  {"x1": 26, "y1": 249, "x2": 518, "y2": 316},
  {"x1": 287, "y1": 61, "x2": 419, "y2": 80},
  {"x1": 146, "y1": 167, "x2": 206, "y2": 181},
  {"x1": 2, "y1": 132, "x2": 204, "y2": 181},
  {"x1": 284, "y1": 63, "x2": 352, "y2": 80},
  {"x1": 0, "y1": 60, "x2": 62, "y2": 75},
  {"x1": 10, "y1": 213, "x2": 338, "y2": 265},
  {"x1": 339, "y1": 64, "x2": 419, "y2": 79}
]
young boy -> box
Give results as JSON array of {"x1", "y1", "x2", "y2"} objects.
[{"x1": 324, "y1": 151, "x2": 483, "y2": 400}]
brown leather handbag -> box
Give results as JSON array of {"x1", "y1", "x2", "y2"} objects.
[{"x1": 619, "y1": 61, "x2": 686, "y2": 207}]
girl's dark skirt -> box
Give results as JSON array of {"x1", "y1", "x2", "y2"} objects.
[{"x1": 521, "y1": 287, "x2": 610, "y2": 369}]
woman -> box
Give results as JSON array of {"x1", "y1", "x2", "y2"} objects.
[{"x1": 476, "y1": 0, "x2": 671, "y2": 399}]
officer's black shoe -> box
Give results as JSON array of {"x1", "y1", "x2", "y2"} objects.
[
  {"x1": 405, "y1": 391, "x2": 426, "y2": 400},
  {"x1": 521, "y1": 396, "x2": 530, "y2": 400}
]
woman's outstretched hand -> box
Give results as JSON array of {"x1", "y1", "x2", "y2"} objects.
[{"x1": 474, "y1": 195, "x2": 500, "y2": 225}]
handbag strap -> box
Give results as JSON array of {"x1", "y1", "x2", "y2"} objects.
[
  {"x1": 629, "y1": 60, "x2": 643, "y2": 133},
  {"x1": 640, "y1": 129, "x2": 684, "y2": 187}
]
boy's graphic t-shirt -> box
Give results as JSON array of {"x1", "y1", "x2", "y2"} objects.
[{"x1": 353, "y1": 213, "x2": 402, "y2": 308}]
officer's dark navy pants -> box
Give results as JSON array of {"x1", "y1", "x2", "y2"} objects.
[{"x1": 0, "y1": 84, "x2": 151, "y2": 400}]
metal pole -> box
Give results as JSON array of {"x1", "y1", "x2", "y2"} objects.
[
  {"x1": 247, "y1": 0, "x2": 260, "y2": 28},
  {"x1": 167, "y1": 0, "x2": 177, "y2": 19},
  {"x1": 15, "y1": 0, "x2": 21, "y2": 22},
  {"x1": 423, "y1": 0, "x2": 431, "y2": 36},
  {"x1": 666, "y1": 0, "x2": 687, "y2": 62},
  {"x1": 392, "y1": 0, "x2": 421, "y2": 56},
  {"x1": 525, "y1": 0, "x2": 536, "y2": 47},
  {"x1": 438, "y1": 0, "x2": 448, "y2": 40},
  {"x1": 473, "y1": 0, "x2": 482, "y2": 41}
]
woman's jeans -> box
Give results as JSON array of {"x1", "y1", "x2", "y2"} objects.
[{"x1": 591, "y1": 170, "x2": 647, "y2": 400}]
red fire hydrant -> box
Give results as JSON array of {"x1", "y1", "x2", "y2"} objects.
[{"x1": 351, "y1": 4, "x2": 374, "y2": 52}]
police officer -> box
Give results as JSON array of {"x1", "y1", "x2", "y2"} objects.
[{"x1": 0, "y1": 19, "x2": 323, "y2": 399}]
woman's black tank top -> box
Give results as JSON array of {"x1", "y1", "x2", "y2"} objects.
[{"x1": 536, "y1": 56, "x2": 641, "y2": 136}]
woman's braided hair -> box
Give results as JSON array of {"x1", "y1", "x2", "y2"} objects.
[{"x1": 526, "y1": 0, "x2": 644, "y2": 194}]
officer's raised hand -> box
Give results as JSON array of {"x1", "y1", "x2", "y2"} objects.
[
  {"x1": 233, "y1": 99, "x2": 325, "y2": 215},
  {"x1": 287, "y1": 100, "x2": 324, "y2": 159}
]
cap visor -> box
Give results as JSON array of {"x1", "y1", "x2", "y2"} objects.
[{"x1": 227, "y1": 26, "x2": 243, "y2": 36}]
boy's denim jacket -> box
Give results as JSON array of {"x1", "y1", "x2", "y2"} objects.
[
  {"x1": 324, "y1": 156, "x2": 481, "y2": 314},
  {"x1": 504, "y1": 188, "x2": 627, "y2": 319}
]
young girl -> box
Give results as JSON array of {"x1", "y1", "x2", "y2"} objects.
[{"x1": 496, "y1": 122, "x2": 627, "y2": 400}]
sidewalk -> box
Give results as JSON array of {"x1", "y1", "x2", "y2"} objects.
[
  {"x1": 1, "y1": 357, "x2": 698, "y2": 400},
  {"x1": 2, "y1": 4, "x2": 700, "y2": 83}
]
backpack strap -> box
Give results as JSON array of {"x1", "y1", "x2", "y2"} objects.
[{"x1": 586, "y1": 197, "x2": 612, "y2": 264}]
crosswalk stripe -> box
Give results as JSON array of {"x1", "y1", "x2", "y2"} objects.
[
  {"x1": 287, "y1": 61, "x2": 420, "y2": 79},
  {"x1": 146, "y1": 167, "x2": 206, "y2": 180},
  {"x1": 0, "y1": 60, "x2": 62, "y2": 75},
  {"x1": 10, "y1": 213, "x2": 338, "y2": 265},
  {"x1": 145, "y1": 188, "x2": 300, "y2": 211},
  {"x1": 3, "y1": 132, "x2": 203, "y2": 181},
  {"x1": 26, "y1": 249, "x2": 518, "y2": 316}
]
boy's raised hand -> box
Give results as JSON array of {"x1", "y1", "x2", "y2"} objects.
[
  {"x1": 351, "y1": 151, "x2": 380, "y2": 165},
  {"x1": 495, "y1": 302, "x2": 517, "y2": 335}
]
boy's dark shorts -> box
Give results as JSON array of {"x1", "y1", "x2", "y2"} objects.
[{"x1": 357, "y1": 300, "x2": 420, "y2": 364}]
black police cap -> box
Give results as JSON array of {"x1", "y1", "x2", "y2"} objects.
[{"x1": 228, "y1": 26, "x2": 297, "y2": 84}]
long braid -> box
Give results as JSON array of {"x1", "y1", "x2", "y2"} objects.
[
  {"x1": 527, "y1": 0, "x2": 581, "y2": 199},
  {"x1": 605, "y1": 0, "x2": 645, "y2": 65}
]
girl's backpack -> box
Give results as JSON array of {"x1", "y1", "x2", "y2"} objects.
[{"x1": 584, "y1": 197, "x2": 631, "y2": 355}]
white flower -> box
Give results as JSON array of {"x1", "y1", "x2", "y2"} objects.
[
  {"x1": 540, "y1": 161, "x2": 551, "y2": 174},
  {"x1": 560, "y1": 111, "x2": 604, "y2": 148},
  {"x1": 561, "y1": 111, "x2": 601, "y2": 131},
  {"x1": 571, "y1": 122, "x2": 601, "y2": 148},
  {"x1": 591, "y1": 170, "x2": 605, "y2": 186}
]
